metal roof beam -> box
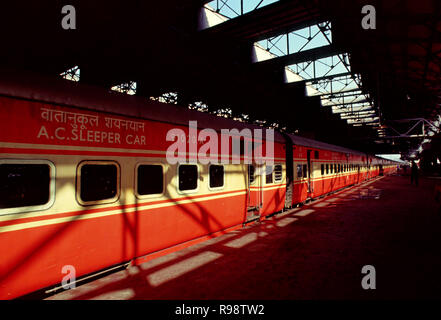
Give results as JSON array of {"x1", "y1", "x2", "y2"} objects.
[
  {"x1": 255, "y1": 45, "x2": 344, "y2": 68},
  {"x1": 202, "y1": 0, "x2": 323, "y2": 42},
  {"x1": 341, "y1": 114, "x2": 378, "y2": 120},
  {"x1": 339, "y1": 111, "x2": 376, "y2": 117},
  {"x1": 324, "y1": 99, "x2": 370, "y2": 107},
  {"x1": 331, "y1": 105, "x2": 374, "y2": 113},
  {"x1": 347, "y1": 120, "x2": 380, "y2": 125},
  {"x1": 302, "y1": 71, "x2": 353, "y2": 83},
  {"x1": 313, "y1": 88, "x2": 364, "y2": 98}
]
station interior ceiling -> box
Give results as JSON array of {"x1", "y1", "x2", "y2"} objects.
[{"x1": 0, "y1": 0, "x2": 440, "y2": 159}]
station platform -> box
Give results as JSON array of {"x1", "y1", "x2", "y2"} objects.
[{"x1": 46, "y1": 175, "x2": 441, "y2": 300}]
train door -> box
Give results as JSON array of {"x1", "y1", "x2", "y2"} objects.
[
  {"x1": 307, "y1": 150, "x2": 313, "y2": 196},
  {"x1": 246, "y1": 163, "x2": 262, "y2": 222}
]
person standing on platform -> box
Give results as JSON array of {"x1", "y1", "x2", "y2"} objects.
[{"x1": 410, "y1": 160, "x2": 419, "y2": 186}]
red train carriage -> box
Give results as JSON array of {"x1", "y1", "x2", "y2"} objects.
[
  {"x1": 284, "y1": 135, "x2": 396, "y2": 205},
  {"x1": 287, "y1": 135, "x2": 368, "y2": 204},
  {"x1": 0, "y1": 74, "x2": 397, "y2": 299},
  {"x1": 0, "y1": 74, "x2": 287, "y2": 299}
]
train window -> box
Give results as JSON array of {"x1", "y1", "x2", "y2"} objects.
[
  {"x1": 248, "y1": 165, "x2": 255, "y2": 184},
  {"x1": 314, "y1": 151, "x2": 319, "y2": 159},
  {"x1": 296, "y1": 164, "x2": 302, "y2": 178},
  {"x1": 334, "y1": 164, "x2": 337, "y2": 173},
  {"x1": 302, "y1": 164, "x2": 307, "y2": 178},
  {"x1": 321, "y1": 164, "x2": 324, "y2": 175},
  {"x1": 136, "y1": 164, "x2": 163, "y2": 196},
  {"x1": 0, "y1": 160, "x2": 55, "y2": 214},
  {"x1": 326, "y1": 164, "x2": 329, "y2": 174},
  {"x1": 265, "y1": 165, "x2": 273, "y2": 184},
  {"x1": 209, "y1": 165, "x2": 224, "y2": 189},
  {"x1": 338, "y1": 164, "x2": 341, "y2": 173},
  {"x1": 78, "y1": 161, "x2": 119, "y2": 204},
  {"x1": 330, "y1": 164, "x2": 333, "y2": 174},
  {"x1": 274, "y1": 164, "x2": 283, "y2": 182},
  {"x1": 178, "y1": 164, "x2": 198, "y2": 192}
]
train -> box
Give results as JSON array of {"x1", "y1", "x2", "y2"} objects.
[{"x1": 0, "y1": 73, "x2": 397, "y2": 299}]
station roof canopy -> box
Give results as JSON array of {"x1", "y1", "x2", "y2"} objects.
[{"x1": 0, "y1": 0, "x2": 440, "y2": 155}]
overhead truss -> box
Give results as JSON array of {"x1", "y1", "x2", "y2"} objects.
[
  {"x1": 206, "y1": 0, "x2": 279, "y2": 20},
  {"x1": 250, "y1": 19, "x2": 379, "y2": 129},
  {"x1": 201, "y1": 2, "x2": 387, "y2": 132}
]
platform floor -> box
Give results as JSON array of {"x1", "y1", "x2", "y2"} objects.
[{"x1": 46, "y1": 175, "x2": 441, "y2": 300}]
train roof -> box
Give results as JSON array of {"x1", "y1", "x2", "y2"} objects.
[
  {"x1": 286, "y1": 133, "x2": 367, "y2": 157},
  {"x1": 287, "y1": 134, "x2": 398, "y2": 164},
  {"x1": 0, "y1": 70, "x2": 286, "y2": 143},
  {"x1": 0, "y1": 70, "x2": 399, "y2": 163}
]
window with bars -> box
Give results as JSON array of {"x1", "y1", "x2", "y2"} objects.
[{"x1": 274, "y1": 164, "x2": 283, "y2": 182}]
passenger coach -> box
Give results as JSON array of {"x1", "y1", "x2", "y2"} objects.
[{"x1": 0, "y1": 74, "x2": 396, "y2": 299}]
